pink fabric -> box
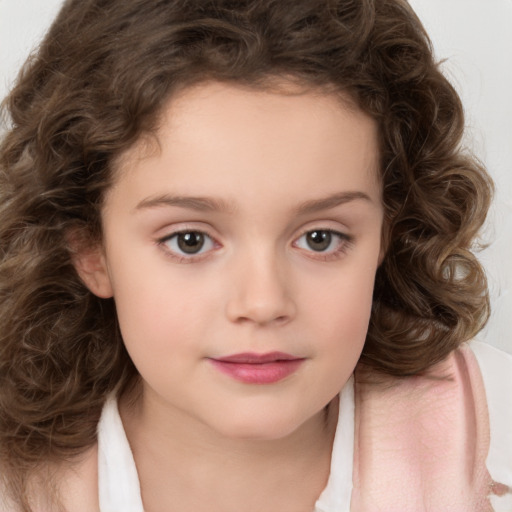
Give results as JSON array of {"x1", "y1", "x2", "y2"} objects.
[{"x1": 351, "y1": 345, "x2": 503, "y2": 511}]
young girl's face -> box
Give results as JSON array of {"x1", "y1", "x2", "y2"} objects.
[{"x1": 82, "y1": 81, "x2": 384, "y2": 440}]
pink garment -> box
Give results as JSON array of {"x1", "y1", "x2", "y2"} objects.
[{"x1": 351, "y1": 345, "x2": 506, "y2": 511}]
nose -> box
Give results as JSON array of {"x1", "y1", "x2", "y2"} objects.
[{"x1": 225, "y1": 250, "x2": 296, "y2": 326}]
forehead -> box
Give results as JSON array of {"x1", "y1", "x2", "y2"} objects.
[{"x1": 110, "y1": 81, "x2": 381, "y2": 210}]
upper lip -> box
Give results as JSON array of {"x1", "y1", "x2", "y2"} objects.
[{"x1": 212, "y1": 352, "x2": 302, "y2": 364}]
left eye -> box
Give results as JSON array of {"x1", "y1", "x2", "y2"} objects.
[
  {"x1": 295, "y1": 229, "x2": 347, "y2": 253},
  {"x1": 162, "y1": 231, "x2": 215, "y2": 256}
]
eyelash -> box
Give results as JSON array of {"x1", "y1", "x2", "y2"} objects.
[
  {"x1": 293, "y1": 229, "x2": 353, "y2": 261},
  {"x1": 157, "y1": 229, "x2": 219, "y2": 263},
  {"x1": 157, "y1": 228, "x2": 353, "y2": 263}
]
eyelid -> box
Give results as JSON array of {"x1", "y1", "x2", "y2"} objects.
[
  {"x1": 292, "y1": 227, "x2": 354, "y2": 260},
  {"x1": 156, "y1": 226, "x2": 221, "y2": 262}
]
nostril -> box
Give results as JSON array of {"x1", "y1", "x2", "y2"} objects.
[
  {"x1": 224, "y1": 263, "x2": 296, "y2": 325},
  {"x1": 232, "y1": 313, "x2": 290, "y2": 326},
  {"x1": 226, "y1": 300, "x2": 295, "y2": 326}
]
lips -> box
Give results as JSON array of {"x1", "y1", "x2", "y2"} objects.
[{"x1": 209, "y1": 352, "x2": 305, "y2": 384}]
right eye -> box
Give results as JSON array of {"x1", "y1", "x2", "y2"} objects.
[
  {"x1": 160, "y1": 231, "x2": 216, "y2": 259},
  {"x1": 294, "y1": 229, "x2": 351, "y2": 255}
]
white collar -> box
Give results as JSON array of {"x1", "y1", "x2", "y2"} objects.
[
  {"x1": 314, "y1": 375, "x2": 354, "y2": 511},
  {"x1": 97, "y1": 393, "x2": 144, "y2": 512}
]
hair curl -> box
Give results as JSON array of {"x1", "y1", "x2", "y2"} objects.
[{"x1": 0, "y1": 0, "x2": 492, "y2": 508}]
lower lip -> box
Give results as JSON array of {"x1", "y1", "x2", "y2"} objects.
[{"x1": 209, "y1": 359, "x2": 304, "y2": 384}]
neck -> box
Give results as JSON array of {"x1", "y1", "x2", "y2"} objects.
[{"x1": 119, "y1": 386, "x2": 339, "y2": 512}]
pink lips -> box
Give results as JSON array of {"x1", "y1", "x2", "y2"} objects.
[{"x1": 209, "y1": 352, "x2": 305, "y2": 384}]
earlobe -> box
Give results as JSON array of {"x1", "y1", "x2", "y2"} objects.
[
  {"x1": 77, "y1": 249, "x2": 113, "y2": 298},
  {"x1": 378, "y1": 245, "x2": 386, "y2": 266},
  {"x1": 68, "y1": 237, "x2": 114, "y2": 298},
  {"x1": 378, "y1": 222, "x2": 390, "y2": 266}
]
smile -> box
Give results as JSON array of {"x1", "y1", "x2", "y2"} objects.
[{"x1": 208, "y1": 352, "x2": 305, "y2": 384}]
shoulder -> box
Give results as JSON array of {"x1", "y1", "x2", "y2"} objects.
[
  {"x1": 468, "y1": 340, "x2": 512, "y2": 510},
  {"x1": 352, "y1": 342, "x2": 512, "y2": 510},
  {"x1": 467, "y1": 340, "x2": 512, "y2": 464}
]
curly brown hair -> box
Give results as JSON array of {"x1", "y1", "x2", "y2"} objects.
[{"x1": 0, "y1": 0, "x2": 492, "y2": 508}]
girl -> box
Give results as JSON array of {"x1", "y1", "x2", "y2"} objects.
[{"x1": 0, "y1": 0, "x2": 511, "y2": 511}]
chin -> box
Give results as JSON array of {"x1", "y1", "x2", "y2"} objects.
[{"x1": 209, "y1": 409, "x2": 316, "y2": 442}]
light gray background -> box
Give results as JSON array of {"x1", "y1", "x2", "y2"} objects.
[{"x1": 1, "y1": 0, "x2": 511, "y2": 353}]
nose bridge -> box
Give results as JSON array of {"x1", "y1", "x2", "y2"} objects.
[{"x1": 225, "y1": 242, "x2": 295, "y2": 325}]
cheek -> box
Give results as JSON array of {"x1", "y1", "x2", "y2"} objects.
[
  {"x1": 114, "y1": 287, "x2": 203, "y2": 390},
  {"x1": 107, "y1": 240, "x2": 209, "y2": 327},
  {"x1": 309, "y1": 265, "x2": 376, "y2": 364},
  {"x1": 312, "y1": 264, "x2": 375, "y2": 327},
  {"x1": 115, "y1": 284, "x2": 204, "y2": 346},
  {"x1": 110, "y1": 265, "x2": 226, "y2": 382}
]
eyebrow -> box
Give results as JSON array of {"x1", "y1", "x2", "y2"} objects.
[
  {"x1": 294, "y1": 191, "x2": 373, "y2": 215},
  {"x1": 134, "y1": 191, "x2": 372, "y2": 214},
  {"x1": 134, "y1": 194, "x2": 235, "y2": 213}
]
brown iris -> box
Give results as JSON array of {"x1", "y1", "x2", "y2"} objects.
[
  {"x1": 306, "y1": 230, "x2": 332, "y2": 251},
  {"x1": 177, "y1": 232, "x2": 205, "y2": 254}
]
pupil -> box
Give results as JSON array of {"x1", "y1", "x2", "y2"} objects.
[
  {"x1": 307, "y1": 230, "x2": 331, "y2": 251},
  {"x1": 177, "y1": 232, "x2": 204, "y2": 254}
]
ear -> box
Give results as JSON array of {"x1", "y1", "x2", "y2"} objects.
[
  {"x1": 68, "y1": 234, "x2": 113, "y2": 298},
  {"x1": 378, "y1": 221, "x2": 390, "y2": 267},
  {"x1": 378, "y1": 243, "x2": 386, "y2": 266}
]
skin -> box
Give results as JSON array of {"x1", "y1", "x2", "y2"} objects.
[{"x1": 75, "y1": 81, "x2": 384, "y2": 512}]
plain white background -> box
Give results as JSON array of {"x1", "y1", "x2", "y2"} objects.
[{"x1": 1, "y1": 0, "x2": 511, "y2": 353}]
